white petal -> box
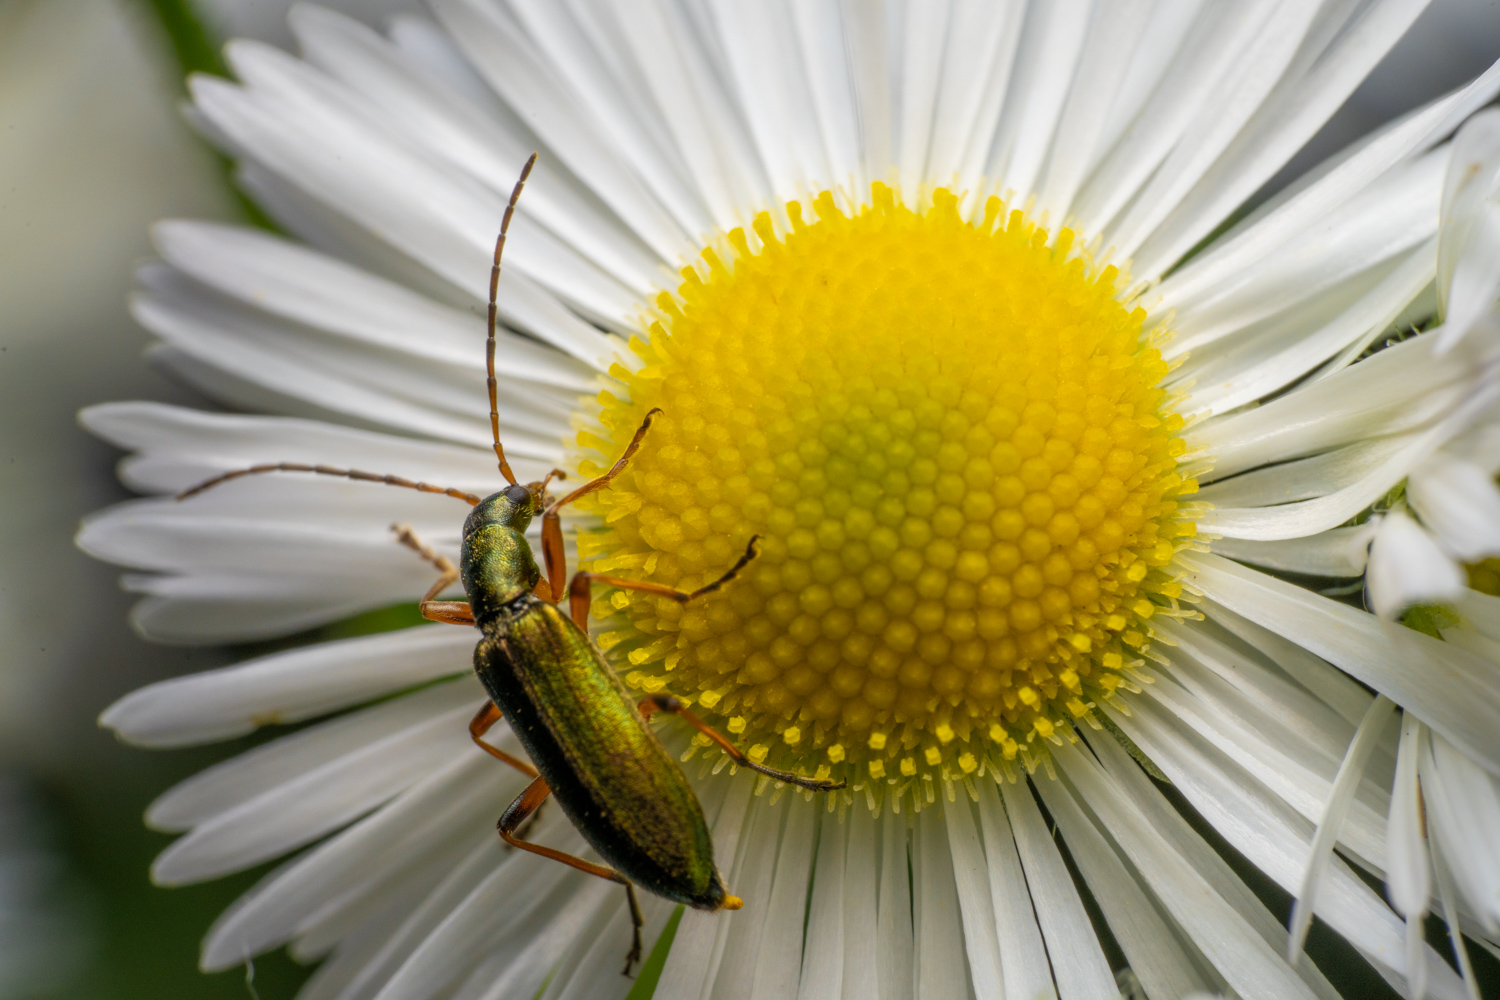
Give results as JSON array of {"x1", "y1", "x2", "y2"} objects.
[
  {"x1": 1131, "y1": 0, "x2": 1433, "y2": 277},
  {"x1": 1195, "y1": 435, "x2": 1409, "y2": 507},
  {"x1": 1107, "y1": 697, "x2": 1470, "y2": 999},
  {"x1": 292, "y1": 6, "x2": 667, "y2": 294},
  {"x1": 707, "y1": 794, "x2": 787, "y2": 1000},
  {"x1": 838, "y1": 806, "x2": 880, "y2": 1000},
  {"x1": 840, "y1": 1, "x2": 891, "y2": 187},
  {"x1": 1456, "y1": 587, "x2": 1500, "y2": 643},
  {"x1": 220, "y1": 39, "x2": 643, "y2": 331},
  {"x1": 1191, "y1": 324, "x2": 1500, "y2": 481},
  {"x1": 1287, "y1": 695, "x2": 1398, "y2": 960},
  {"x1": 875, "y1": 807, "x2": 915, "y2": 1000},
  {"x1": 81, "y1": 401, "x2": 503, "y2": 496},
  {"x1": 1074, "y1": 2, "x2": 1276, "y2": 238},
  {"x1": 190, "y1": 69, "x2": 618, "y2": 365},
  {"x1": 571, "y1": 0, "x2": 768, "y2": 230},
  {"x1": 432, "y1": 875, "x2": 612, "y2": 1000},
  {"x1": 925, "y1": 2, "x2": 1025, "y2": 197},
  {"x1": 748, "y1": 796, "x2": 816, "y2": 1000},
  {"x1": 1422, "y1": 733, "x2": 1500, "y2": 931},
  {"x1": 1429, "y1": 847, "x2": 1483, "y2": 1000},
  {"x1": 1385, "y1": 713, "x2": 1431, "y2": 920},
  {"x1": 1157, "y1": 57, "x2": 1500, "y2": 313},
  {"x1": 100, "y1": 625, "x2": 473, "y2": 746},
  {"x1": 152, "y1": 220, "x2": 596, "y2": 389},
  {"x1": 145, "y1": 677, "x2": 493, "y2": 831},
  {"x1": 1033, "y1": 2, "x2": 1154, "y2": 224},
  {"x1": 1178, "y1": 551, "x2": 1500, "y2": 776},
  {"x1": 796, "y1": 805, "x2": 845, "y2": 1000},
  {"x1": 1138, "y1": 646, "x2": 1389, "y2": 869},
  {"x1": 1407, "y1": 452, "x2": 1500, "y2": 561},
  {"x1": 1000, "y1": 778, "x2": 1116, "y2": 1000},
  {"x1": 1052, "y1": 741, "x2": 1321, "y2": 1000},
  {"x1": 1437, "y1": 108, "x2": 1500, "y2": 352},
  {"x1": 131, "y1": 265, "x2": 573, "y2": 452},
  {"x1": 546, "y1": 894, "x2": 672, "y2": 1000},
  {"x1": 498, "y1": 0, "x2": 712, "y2": 245},
  {"x1": 1088, "y1": 733, "x2": 1343, "y2": 1000},
  {"x1": 298, "y1": 836, "x2": 503, "y2": 1000},
  {"x1": 153, "y1": 695, "x2": 479, "y2": 885},
  {"x1": 1152, "y1": 615, "x2": 1379, "y2": 782},
  {"x1": 912, "y1": 806, "x2": 970, "y2": 1000},
  {"x1": 1210, "y1": 525, "x2": 1371, "y2": 578},
  {"x1": 974, "y1": 781, "x2": 1055, "y2": 1000},
  {"x1": 1198, "y1": 597, "x2": 1375, "y2": 728},
  {"x1": 369, "y1": 801, "x2": 596, "y2": 1000},
  {"x1": 707, "y1": 1, "x2": 831, "y2": 202},
  {"x1": 1108, "y1": 0, "x2": 1322, "y2": 266},
  {"x1": 1032, "y1": 773, "x2": 1216, "y2": 1000},
  {"x1": 202, "y1": 751, "x2": 518, "y2": 968},
  {"x1": 1179, "y1": 238, "x2": 1437, "y2": 419},
  {"x1": 654, "y1": 779, "x2": 753, "y2": 1000},
  {"x1": 1198, "y1": 375, "x2": 1500, "y2": 541},
  {"x1": 1367, "y1": 510, "x2": 1469, "y2": 618},
  {"x1": 788, "y1": 0, "x2": 866, "y2": 195},
  {"x1": 940, "y1": 794, "x2": 1002, "y2": 1000},
  {"x1": 987, "y1": 0, "x2": 1091, "y2": 203}
]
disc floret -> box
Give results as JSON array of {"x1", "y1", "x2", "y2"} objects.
[{"x1": 576, "y1": 185, "x2": 1197, "y2": 802}]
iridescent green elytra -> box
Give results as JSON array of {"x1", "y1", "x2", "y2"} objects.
[{"x1": 462, "y1": 484, "x2": 728, "y2": 910}]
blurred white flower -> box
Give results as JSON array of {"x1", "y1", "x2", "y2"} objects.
[{"x1": 1353, "y1": 109, "x2": 1500, "y2": 622}]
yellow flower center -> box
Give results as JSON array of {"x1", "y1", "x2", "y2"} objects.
[{"x1": 576, "y1": 186, "x2": 1197, "y2": 795}]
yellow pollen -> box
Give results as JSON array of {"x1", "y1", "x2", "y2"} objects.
[{"x1": 578, "y1": 185, "x2": 1194, "y2": 798}]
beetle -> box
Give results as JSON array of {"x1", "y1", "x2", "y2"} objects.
[{"x1": 176, "y1": 154, "x2": 844, "y2": 974}]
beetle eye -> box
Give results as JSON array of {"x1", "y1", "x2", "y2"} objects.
[{"x1": 503, "y1": 484, "x2": 531, "y2": 505}]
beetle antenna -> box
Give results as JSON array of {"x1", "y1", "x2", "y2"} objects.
[
  {"x1": 545, "y1": 408, "x2": 662, "y2": 519},
  {"x1": 176, "y1": 463, "x2": 482, "y2": 505},
  {"x1": 489, "y1": 153, "x2": 538, "y2": 486}
]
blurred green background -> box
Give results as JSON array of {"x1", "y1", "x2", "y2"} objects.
[{"x1": 2, "y1": 1, "x2": 1500, "y2": 997}]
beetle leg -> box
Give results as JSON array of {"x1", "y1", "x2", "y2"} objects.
[
  {"x1": 469, "y1": 702, "x2": 539, "y2": 777},
  {"x1": 566, "y1": 536, "x2": 762, "y2": 627},
  {"x1": 497, "y1": 776, "x2": 645, "y2": 976},
  {"x1": 622, "y1": 884, "x2": 644, "y2": 976},
  {"x1": 539, "y1": 410, "x2": 664, "y2": 604},
  {"x1": 391, "y1": 524, "x2": 474, "y2": 625},
  {"x1": 638, "y1": 694, "x2": 846, "y2": 792},
  {"x1": 540, "y1": 506, "x2": 567, "y2": 604}
]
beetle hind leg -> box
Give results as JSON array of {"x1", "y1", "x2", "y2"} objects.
[
  {"x1": 496, "y1": 776, "x2": 646, "y2": 977},
  {"x1": 622, "y1": 884, "x2": 644, "y2": 976},
  {"x1": 637, "y1": 694, "x2": 846, "y2": 793}
]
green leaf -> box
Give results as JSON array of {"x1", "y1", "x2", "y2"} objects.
[
  {"x1": 132, "y1": 0, "x2": 225, "y2": 79},
  {"x1": 626, "y1": 905, "x2": 685, "y2": 1000}
]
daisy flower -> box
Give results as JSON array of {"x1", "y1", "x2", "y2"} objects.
[{"x1": 84, "y1": 4, "x2": 1500, "y2": 999}]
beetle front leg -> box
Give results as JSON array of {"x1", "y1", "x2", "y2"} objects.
[
  {"x1": 638, "y1": 694, "x2": 846, "y2": 793},
  {"x1": 540, "y1": 506, "x2": 568, "y2": 604},
  {"x1": 391, "y1": 523, "x2": 474, "y2": 625},
  {"x1": 497, "y1": 776, "x2": 645, "y2": 976}
]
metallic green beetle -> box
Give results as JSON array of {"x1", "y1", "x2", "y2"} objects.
[{"x1": 178, "y1": 155, "x2": 843, "y2": 974}]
